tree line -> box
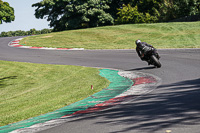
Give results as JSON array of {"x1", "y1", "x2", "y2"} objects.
[
  {"x1": 0, "y1": 28, "x2": 52, "y2": 37},
  {"x1": 32, "y1": 0, "x2": 200, "y2": 31},
  {"x1": 116, "y1": 0, "x2": 200, "y2": 24},
  {"x1": 1, "y1": 0, "x2": 200, "y2": 34}
]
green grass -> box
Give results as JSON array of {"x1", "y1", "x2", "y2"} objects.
[
  {"x1": 20, "y1": 22, "x2": 200, "y2": 49},
  {"x1": 0, "y1": 60, "x2": 110, "y2": 126}
]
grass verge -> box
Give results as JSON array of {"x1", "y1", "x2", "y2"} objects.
[
  {"x1": 0, "y1": 60, "x2": 110, "y2": 126},
  {"x1": 20, "y1": 22, "x2": 200, "y2": 49}
]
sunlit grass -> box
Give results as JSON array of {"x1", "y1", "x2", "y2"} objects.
[
  {"x1": 0, "y1": 60, "x2": 109, "y2": 126},
  {"x1": 20, "y1": 22, "x2": 200, "y2": 49}
]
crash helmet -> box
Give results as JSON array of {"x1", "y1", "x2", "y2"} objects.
[{"x1": 135, "y1": 39, "x2": 141, "y2": 45}]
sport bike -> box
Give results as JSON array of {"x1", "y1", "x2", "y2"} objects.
[{"x1": 143, "y1": 47, "x2": 161, "y2": 68}]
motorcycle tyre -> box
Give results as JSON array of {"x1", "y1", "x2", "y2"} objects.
[{"x1": 151, "y1": 55, "x2": 161, "y2": 68}]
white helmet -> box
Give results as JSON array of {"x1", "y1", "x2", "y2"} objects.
[{"x1": 135, "y1": 40, "x2": 141, "y2": 45}]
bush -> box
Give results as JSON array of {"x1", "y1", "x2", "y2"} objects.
[
  {"x1": 0, "y1": 28, "x2": 52, "y2": 37},
  {"x1": 116, "y1": 4, "x2": 158, "y2": 24}
]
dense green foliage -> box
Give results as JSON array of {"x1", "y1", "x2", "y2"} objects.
[
  {"x1": 0, "y1": 0, "x2": 15, "y2": 24},
  {"x1": 116, "y1": 4, "x2": 158, "y2": 24},
  {"x1": 116, "y1": 0, "x2": 200, "y2": 24},
  {"x1": 0, "y1": 28, "x2": 52, "y2": 37},
  {"x1": 32, "y1": 0, "x2": 200, "y2": 31},
  {"x1": 158, "y1": 0, "x2": 200, "y2": 21},
  {"x1": 1, "y1": 0, "x2": 199, "y2": 32},
  {"x1": 106, "y1": 0, "x2": 130, "y2": 19},
  {"x1": 32, "y1": 0, "x2": 114, "y2": 31}
]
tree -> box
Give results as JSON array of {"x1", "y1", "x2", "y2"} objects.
[
  {"x1": 116, "y1": 4, "x2": 158, "y2": 24},
  {"x1": 173, "y1": 0, "x2": 200, "y2": 17},
  {"x1": 0, "y1": 0, "x2": 15, "y2": 24},
  {"x1": 115, "y1": 0, "x2": 162, "y2": 24},
  {"x1": 116, "y1": 0, "x2": 200, "y2": 23},
  {"x1": 106, "y1": 0, "x2": 131, "y2": 19},
  {"x1": 29, "y1": 28, "x2": 38, "y2": 35},
  {"x1": 32, "y1": 0, "x2": 114, "y2": 31},
  {"x1": 41, "y1": 28, "x2": 52, "y2": 34},
  {"x1": 158, "y1": 0, "x2": 200, "y2": 21},
  {"x1": 131, "y1": 0, "x2": 162, "y2": 15}
]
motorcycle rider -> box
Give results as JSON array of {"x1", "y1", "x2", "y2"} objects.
[{"x1": 135, "y1": 39, "x2": 160, "y2": 65}]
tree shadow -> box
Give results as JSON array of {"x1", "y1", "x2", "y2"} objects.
[{"x1": 67, "y1": 78, "x2": 200, "y2": 132}]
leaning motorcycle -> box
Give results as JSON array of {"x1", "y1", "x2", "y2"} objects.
[{"x1": 142, "y1": 47, "x2": 161, "y2": 68}]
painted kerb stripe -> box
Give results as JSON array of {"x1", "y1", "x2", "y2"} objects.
[{"x1": 0, "y1": 69, "x2": 133, "y2": 133}]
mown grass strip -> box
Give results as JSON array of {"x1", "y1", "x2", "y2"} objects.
[
  {"x1": 0, "y1": 60, "x2": 110, "y2": 126},
  {"x1": 20, "y1": 22, "x2": 200, "y2": 49}
]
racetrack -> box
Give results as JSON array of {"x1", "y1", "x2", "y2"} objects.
[{"x1": 1, "y1": 37, "x2": 200, "y2": 133}]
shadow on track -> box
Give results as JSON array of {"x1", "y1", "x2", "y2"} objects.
[
  {"x1": 66, "y1": 78, "x2": 200, "y2": 133},
  {"x1": 126, "y1": 66, "x2": 156, "y2": 71}
]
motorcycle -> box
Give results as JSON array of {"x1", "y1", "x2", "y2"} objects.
[{"x1": 142, "y1": 47, "x2": 161, "y2": 68}]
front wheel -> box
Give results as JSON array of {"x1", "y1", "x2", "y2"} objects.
[{"x1": 151, "y1": 55, "x2": 161, "y2": 68}]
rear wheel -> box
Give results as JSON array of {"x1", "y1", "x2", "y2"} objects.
[{"x1": 151, "y1": 55, "x2": 161, "y2": 68}]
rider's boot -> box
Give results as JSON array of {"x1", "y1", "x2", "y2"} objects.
[
  {"x1": 156, "y1": 53, "x2": 160, "y2": 59},
  {"x1": 147, "y1": 60, "x2": 151, "y2": 65}
]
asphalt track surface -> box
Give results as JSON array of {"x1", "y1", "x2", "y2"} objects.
[{"x1": 1, "y1": 37, "x2": 200, "y2": 133}]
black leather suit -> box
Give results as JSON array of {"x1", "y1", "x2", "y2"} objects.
[{"x1": 136, "y1": 42, "x2": 159, "y2": 61}]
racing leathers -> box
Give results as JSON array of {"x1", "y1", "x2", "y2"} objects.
[{"x1": 136, "y1": 42, "x2": 159, "y2": 63}]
